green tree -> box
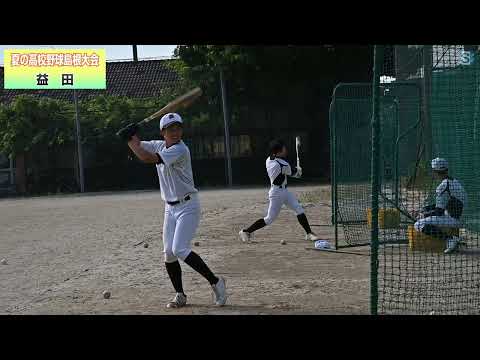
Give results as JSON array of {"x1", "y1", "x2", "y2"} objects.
[
  {"x1": 0, "y1": 95, "x2": 75, "y2": 193},
  {"x1": 173, "y1": 45, "x2": 373, "y2": 131},
  {"x1": 0, "y1": 95, "x2": 74, "y2": 156}
]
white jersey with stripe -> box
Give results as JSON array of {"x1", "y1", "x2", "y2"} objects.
[
  {"x1": 140, "y1": 140, "x2": 198, "y2": 202},
  {"x1": 436, "y1": 178, "x2": 467, "y2": 210},
  {"x1": 266, "y1": 156, "x2": 292, "y2": 186}
]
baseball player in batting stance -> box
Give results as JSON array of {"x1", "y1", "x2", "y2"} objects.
[
  {"x1": 414, "y1": 158, "x2": 467, "y2": 254},
  {"x1": 239, "y1": 139, "x2": 327, "y2": 244},
  {"x1": 118, "y1": 113, "x2": 227, "y2": 308}
]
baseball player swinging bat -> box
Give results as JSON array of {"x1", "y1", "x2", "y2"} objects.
[
  {"x1": 116, "y1": 87, "x2": 203, "y2": 136},
  {"x1": 238, "y1": 138, "x2": 328, "y2": 246},
  {"x1": 117, "y1": 98, "x2": 228, "y2": 308}
]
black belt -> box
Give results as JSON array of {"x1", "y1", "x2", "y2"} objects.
[
  {"x1": 167, "y1": 195, "x2": 191, "y2": 206},
  {"x1": 273, "y1": 184, "x2": 288, "y2": 189}
]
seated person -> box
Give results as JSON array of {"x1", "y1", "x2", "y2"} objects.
[{"x1": 414, "y1": 158, "x2": 467, "y2": 254}]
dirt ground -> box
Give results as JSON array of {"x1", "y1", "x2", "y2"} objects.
[{"x1": 0, "y1": 184, "x2": 370, "y2": 315}]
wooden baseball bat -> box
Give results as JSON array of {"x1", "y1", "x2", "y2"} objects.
[
  {"x1": 137, "y1": 87, "x2": 203, "y2": 126},
  {"x1": 295, "y1": 136, "x2": 301, "y2": 169},
  {"x1": 116, "y1": 87, "x2": 203, "y2": 136}
]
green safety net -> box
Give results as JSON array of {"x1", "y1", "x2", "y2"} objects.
[
  {"x1": 378, "y1": 46, "x2": 480, "y2": 314},
  {"x1": 331, "y1": 45, "x2": 480, "y2": 314}
]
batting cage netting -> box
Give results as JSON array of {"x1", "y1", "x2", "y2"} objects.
[{"x1": 331, "y1": 45, "x2": 480, "y2": 314}]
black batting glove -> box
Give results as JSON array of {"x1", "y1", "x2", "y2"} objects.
[{"x1": 117, "y1": 123, "x2": 139, "y2": 141}]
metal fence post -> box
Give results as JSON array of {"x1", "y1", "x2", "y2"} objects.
[
  {"x1": 10, "y1": 156, "x2": 14, "y2": 186},
  {"x1": 370, "y1": 45, "x2": 384, "y2": 315},
  {"x1": 422, "y1": 46, "x2": 433, "y2": 163},
  {"x1": 329, "y1": 94, "x2": 338, "y2": 249}
]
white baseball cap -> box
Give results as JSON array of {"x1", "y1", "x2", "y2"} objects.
[
  {"x1": 160, "y1": 113, "x2": 183, "y2": 130},
  {"x1": 431, "y1": 157, "x2": 448, "y2": 171}
]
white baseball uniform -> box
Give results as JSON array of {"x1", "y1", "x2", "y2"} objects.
[
  {"x1": 140, "y1": 139, "x2": 199, "y2": 263},
  {"x1": 263, "y1": 156, "x2": 304, "y2": 225},
  {"x1": 414, "y1": 178, "x2": 467, "y2": 232}
]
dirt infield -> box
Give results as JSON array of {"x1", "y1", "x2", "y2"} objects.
[{"x1": 0, "y1": 185, "x2": 370, "y2": 314}]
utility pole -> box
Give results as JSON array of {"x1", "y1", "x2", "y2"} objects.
[
  {"x1": 10, "y1": 156, "x2": 14, "y2": 187},
  {"x1": 132, "y1": 45, "x2": 138, "y2": 62},
  {"x1": 220, "y1": 69, "x2": 233, "y2": 187},
  {"x1": 74, "y1": 89, "x2": 85, "y2": 193}
]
